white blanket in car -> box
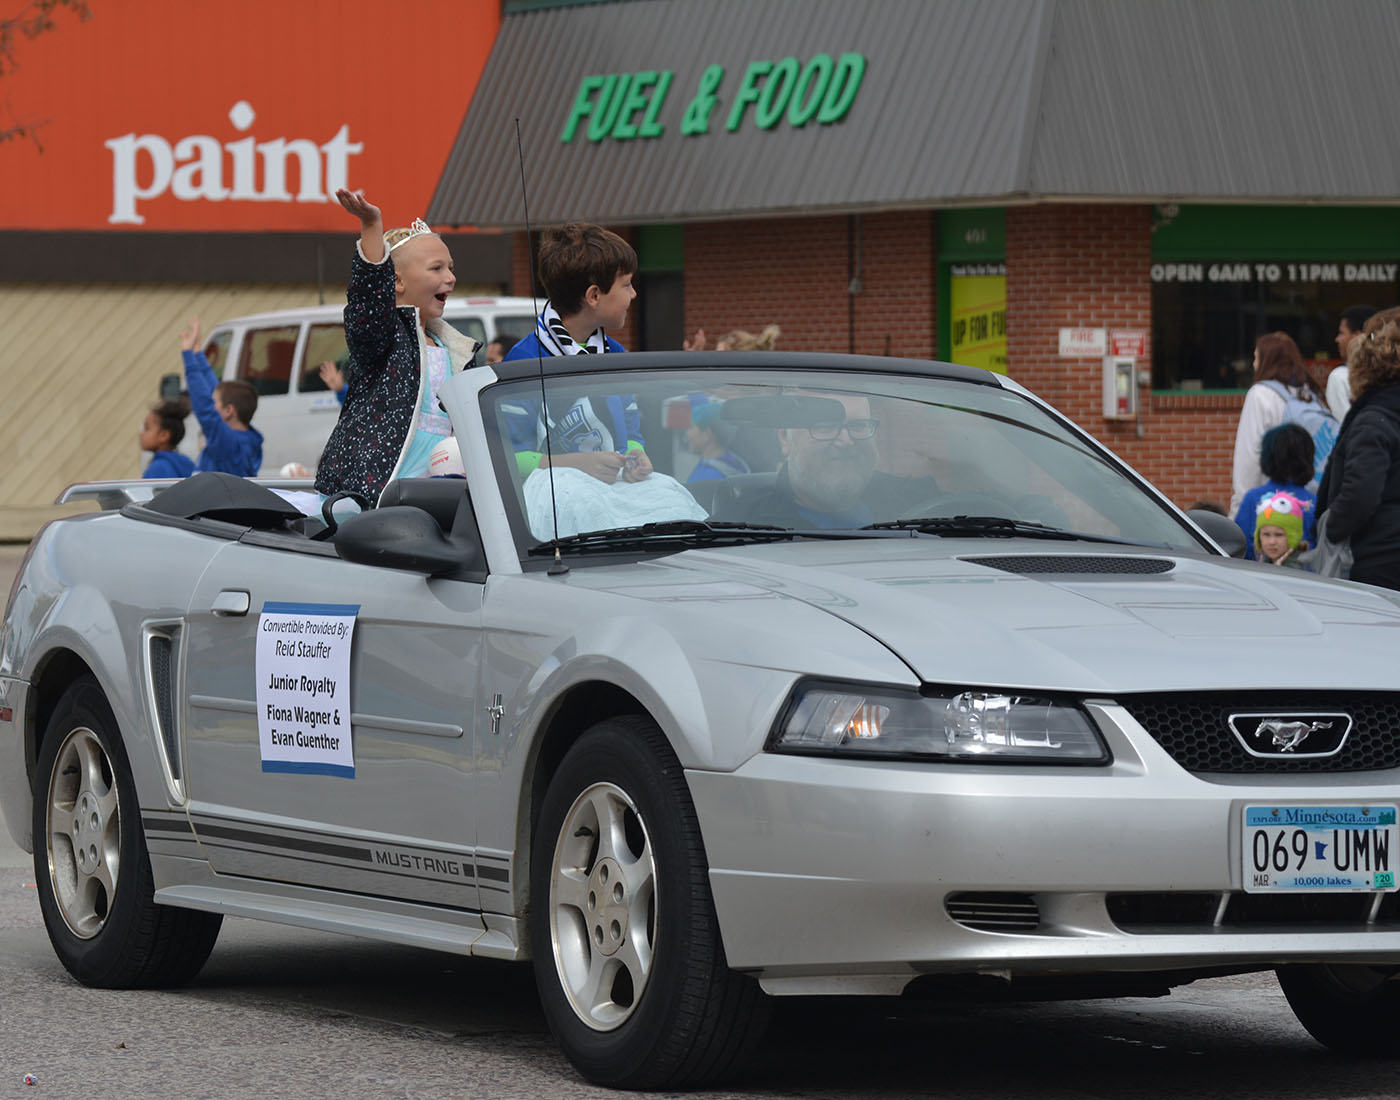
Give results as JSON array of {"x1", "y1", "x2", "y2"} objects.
[{"x1": 524, "y1": 467, "x2": 706, "y2": 542}]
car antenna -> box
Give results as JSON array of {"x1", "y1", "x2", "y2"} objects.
[{"x1": 515, "y1": 117, "x2": 568, "y2": 576}]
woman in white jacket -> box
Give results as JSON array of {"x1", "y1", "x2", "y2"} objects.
[{"x1": 1230, "y1": 332, "x2": 1329, "y2": 514}]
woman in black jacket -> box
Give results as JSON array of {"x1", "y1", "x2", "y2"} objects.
[{"x1": 1316, "y1": 307, "x2": 1400, "y2": 589}]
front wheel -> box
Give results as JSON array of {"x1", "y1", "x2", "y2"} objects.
[
  {"x1": 1277, "y1": 964, "x2": 1400, "y2": 1056},
  {"x1": 33, "y1": 675, "x2": 222, "y2": 988},
  {"x1": 530, "y1": 715, "x2": 768, "y2": 1089}
]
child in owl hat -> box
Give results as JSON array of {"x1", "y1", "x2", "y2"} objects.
[{"x1": 1254, "y1": 490, "x2": 1310, "y2": 568}]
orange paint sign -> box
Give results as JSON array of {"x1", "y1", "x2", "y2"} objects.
[{"x1": 2, "y1": 0, "x2": 499, "y2": 231}]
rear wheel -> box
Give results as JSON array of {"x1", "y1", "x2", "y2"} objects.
[
  {"x1": 1277, "y1": 964, "x2": 1400, "y2": 1056},
  {"x1": 33, "y1": 676, "x2": 222, "y2": 988},
  {"x1": 530, "y1": 715, "x2": 768, "y2": 1089}
]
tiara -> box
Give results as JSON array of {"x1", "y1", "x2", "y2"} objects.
[{"x1": 387, "y1": 218, "x2": 433, "y2": 253}]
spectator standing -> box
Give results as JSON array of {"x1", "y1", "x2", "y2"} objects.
[
  {"x1": 1232, "y1": 423, "x2": 1316, "y2": 560},
  {"x1": 685, "y1": 324, "x2": 781, "y2": 351},
  {"x1": 139, "y1": 396, "x2": 195, "y2": 479},
  {"x1": 1253, "y1": 491, "x2": 1310, "y2": 569},
  {"x1": 1325, "y1": 304, "x2": 1378, "y2": 421},
  {"x1": 1229, "y1": 332, "x2": 1329, "y2": 514},
  {"x1": 318, "y1": 359, "x2": 349, "y2": 405},
  {"x1": 1315, "y1": 308, "x2": 1400, "y2": 590},
  {"x1": 179, "y1": 318, "x2": 264, "y2": 477},
  {"x1": 484, "y1": 337, "x2": 513, "y2": 364}
]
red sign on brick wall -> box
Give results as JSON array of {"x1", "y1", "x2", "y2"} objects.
[{"x1": 1111, "y1": 329, "x2": 1148, "y2": 357}]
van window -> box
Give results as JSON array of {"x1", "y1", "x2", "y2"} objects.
[
  {"x1": 202, "y1": 330, "x2": 233, "y2": 375},
  {"x1": 448, "y1": 317, "x2": 487, "y2": 348},
  {"x1": 495, "y1": 315, "x2": 536, "y2": 346},
  {"x1": 298, "y1": 323, "x2": 349, "y2": 393},
  {"x1": 237, "y1": 325, "x2": 299, "y2": 396}
]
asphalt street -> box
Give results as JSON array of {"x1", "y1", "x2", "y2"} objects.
[{"x1": 5, "y1": 540, "x2": 1400, "y2": 1098}]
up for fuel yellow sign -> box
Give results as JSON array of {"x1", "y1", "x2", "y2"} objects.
[{"x1": 949, "y1": 264, "x2": 1007, "y2": 374}]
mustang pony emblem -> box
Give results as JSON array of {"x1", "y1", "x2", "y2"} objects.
[{"x1": 1258, "y1": 718, "x2": 1333, "y2": 752}]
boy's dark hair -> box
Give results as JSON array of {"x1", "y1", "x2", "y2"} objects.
[
  {"x1": 215, "y1": 380, "x2": 259, "y2": 426},
  {"x1": 538, "y1": 222, "x2": 637, "y2": 316},
  {"x1": 1259, "y1": 422, "x2": 1315, "y2": 486},
  {"x1": 151, "y1": 396, "x2": 190, "y2": 448},
  {"x1": 1342, "y1": 304, "x2": 1378, "y2": 334}
]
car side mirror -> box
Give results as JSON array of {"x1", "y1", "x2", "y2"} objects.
[
  {"x1": 1187, "y1": 509, "x2": 1247, "y2": 558},
  {"x1": 334, "y1": 506, "x2": 475, "y2": 575}
]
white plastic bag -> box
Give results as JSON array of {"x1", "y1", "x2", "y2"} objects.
[{"x1": 524, "y1": 467, "x2": 707, "y2": 542}]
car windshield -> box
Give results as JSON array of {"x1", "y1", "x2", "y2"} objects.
[{"x1": 480, "y1": 362, "x2": 1204, "y2": 555}]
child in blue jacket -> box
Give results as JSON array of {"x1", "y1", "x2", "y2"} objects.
[
  {"x1": 503, "y1": 222, "x2": 651, "y2": 483},
  {"x1": 179, "y1": 317, "x2": 264, "y2": 477},
  {"x1": 139, "y1": 396, "x2": 196, "y2": 479}
]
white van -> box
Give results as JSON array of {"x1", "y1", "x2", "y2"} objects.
[{"x1": 167, "y1": 297, "x2": 539, "y2": 475}]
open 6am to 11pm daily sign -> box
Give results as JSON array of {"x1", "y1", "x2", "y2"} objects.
[{"x1": 255, "y1": 602, "x2": 359, "y2": 778}]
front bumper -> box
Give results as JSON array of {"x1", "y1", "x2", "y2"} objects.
[{"x1": 688, "y1": 703, "x2": 1400, "y2": 993}]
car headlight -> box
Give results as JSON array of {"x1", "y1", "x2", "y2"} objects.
[{"x1": 768, "y1": 682, "x2": 1109, "y2": 764}]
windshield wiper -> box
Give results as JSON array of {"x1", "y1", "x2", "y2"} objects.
[
  {"x1": 863, "y1": 515, "x2": 1134, "y2": 543},
  {"x1": 529, "y1": 519, "x2": 802, "y2": 555}
]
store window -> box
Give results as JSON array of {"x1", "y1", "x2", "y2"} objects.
[
  {"x1": 939, "y1": 208, "x2": 1006, "y2": 373},
  {"x1": 636, "y1": 224, "x2": 685, "y2": 352},
  {"x1": 1150, "y1": 206, "x2": 1400, "y2": 391}
]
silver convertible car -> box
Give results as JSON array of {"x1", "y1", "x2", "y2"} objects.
[{"x1": 4, "y1": 351, "x2": 1400, "y2": 1088}]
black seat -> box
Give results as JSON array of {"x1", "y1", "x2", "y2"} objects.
[
  {"x1": 686, "y1": 477, "x2": 723, "y2": 513},
  {"x1": 709, "y1": 472, "x2": 778, "y2": 520},
  {"x1": 377, "y1": 478, "x2": 470, "y2": 533}
]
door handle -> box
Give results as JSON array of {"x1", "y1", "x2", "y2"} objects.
[{"x1": 211, "y1": 590, "x2": 251, "y2": 616}]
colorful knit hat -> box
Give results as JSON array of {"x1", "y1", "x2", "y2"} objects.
[{"x1": 1254, "y1": 490, "x2": 1306, "y2": 549}]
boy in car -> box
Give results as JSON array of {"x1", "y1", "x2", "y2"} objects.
[{"x1": 502, "y1": 223, "x2": 651, "y2": 483}]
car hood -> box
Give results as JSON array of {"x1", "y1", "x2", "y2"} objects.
[{"x1": 623, "y1": 539, "x2": 1400, "y2": 693}]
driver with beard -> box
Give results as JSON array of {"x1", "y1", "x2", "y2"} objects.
[{"x1": 738, "y1": 393, "x2": 932, "y2": 529}]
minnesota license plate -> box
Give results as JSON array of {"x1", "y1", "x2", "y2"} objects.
[{"x1": 1243, "y1": 805, "x2": 1398, "y2": 892}]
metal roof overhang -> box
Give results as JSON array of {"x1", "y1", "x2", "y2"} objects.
[{"x1": 428, "y1": 0, "x2": 1400, "y2": 231}]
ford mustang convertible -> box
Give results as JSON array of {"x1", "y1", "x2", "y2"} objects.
[{"x1": 4, "y1": 352, "x2": 1400, "y2": 1088}]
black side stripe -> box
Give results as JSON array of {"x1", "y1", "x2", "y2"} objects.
[{"x1": 194, "y1": 822, "x2": 373, "y2": 863}]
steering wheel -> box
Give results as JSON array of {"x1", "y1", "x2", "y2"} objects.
[
  {"x1": 899, "y1": 492, "x2": 1024, "y2": 521},
  {"x1": 313, "y1": 490, "x2": 374, "y2": 540}
]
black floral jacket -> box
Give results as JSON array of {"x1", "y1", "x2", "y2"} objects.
[{"x1": 313, "y1": 246, "x2": 480, "y2": 502}]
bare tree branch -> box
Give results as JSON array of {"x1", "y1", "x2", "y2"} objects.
[{"x1": 0, "y1": 0, "x2": 91, "y2": 146}]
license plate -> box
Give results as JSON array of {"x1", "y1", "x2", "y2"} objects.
[{"x1": 1243, "y1": 805, "x2": 1398, "y2": 892}]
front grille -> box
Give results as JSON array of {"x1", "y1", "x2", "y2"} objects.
[
  {"x1": 1108, "y1": 890, "x2": 1400, "y2": 932},
  {"x1": 962, "y1": 555, "x2": 1174, "y2": 576},
  {"x1": 1119, "y1": 691, "x2": 1400, "y2": 773},
  {"x1": 945, "y1": 892, "x2": 1040, "y2": 932}
]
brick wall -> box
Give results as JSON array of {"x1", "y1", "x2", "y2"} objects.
[
  {"x1": 1006, "y1": 204, "x2": 1238, "y2": 510},
  {"x1": 683, "y1": 212, "x2": 936, "y2": 358}
]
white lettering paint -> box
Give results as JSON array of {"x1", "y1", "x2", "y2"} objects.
[{"x1": 106, "y1": 102, "x2": 362, "y2": 225}]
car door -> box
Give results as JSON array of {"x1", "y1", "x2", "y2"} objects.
[{"x1": 181, "y1": 540, "x2": 485, "y2": 912}]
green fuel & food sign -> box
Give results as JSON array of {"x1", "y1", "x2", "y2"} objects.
[{"x1": 560, "y1": 53, "x2": 866, "y2": 143}]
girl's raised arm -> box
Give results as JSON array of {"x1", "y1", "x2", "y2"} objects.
[{"x1": 336, "y1": 188, "x2": 385, "y2": 263}]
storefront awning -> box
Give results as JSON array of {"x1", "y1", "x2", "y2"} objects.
[{"x1": 428, "y1": 0, "x2": 1400, "y2": 230}]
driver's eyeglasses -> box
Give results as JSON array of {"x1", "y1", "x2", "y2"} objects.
[{"x1": 809, "y1": 418, "x2": 880, "y2": 441}]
